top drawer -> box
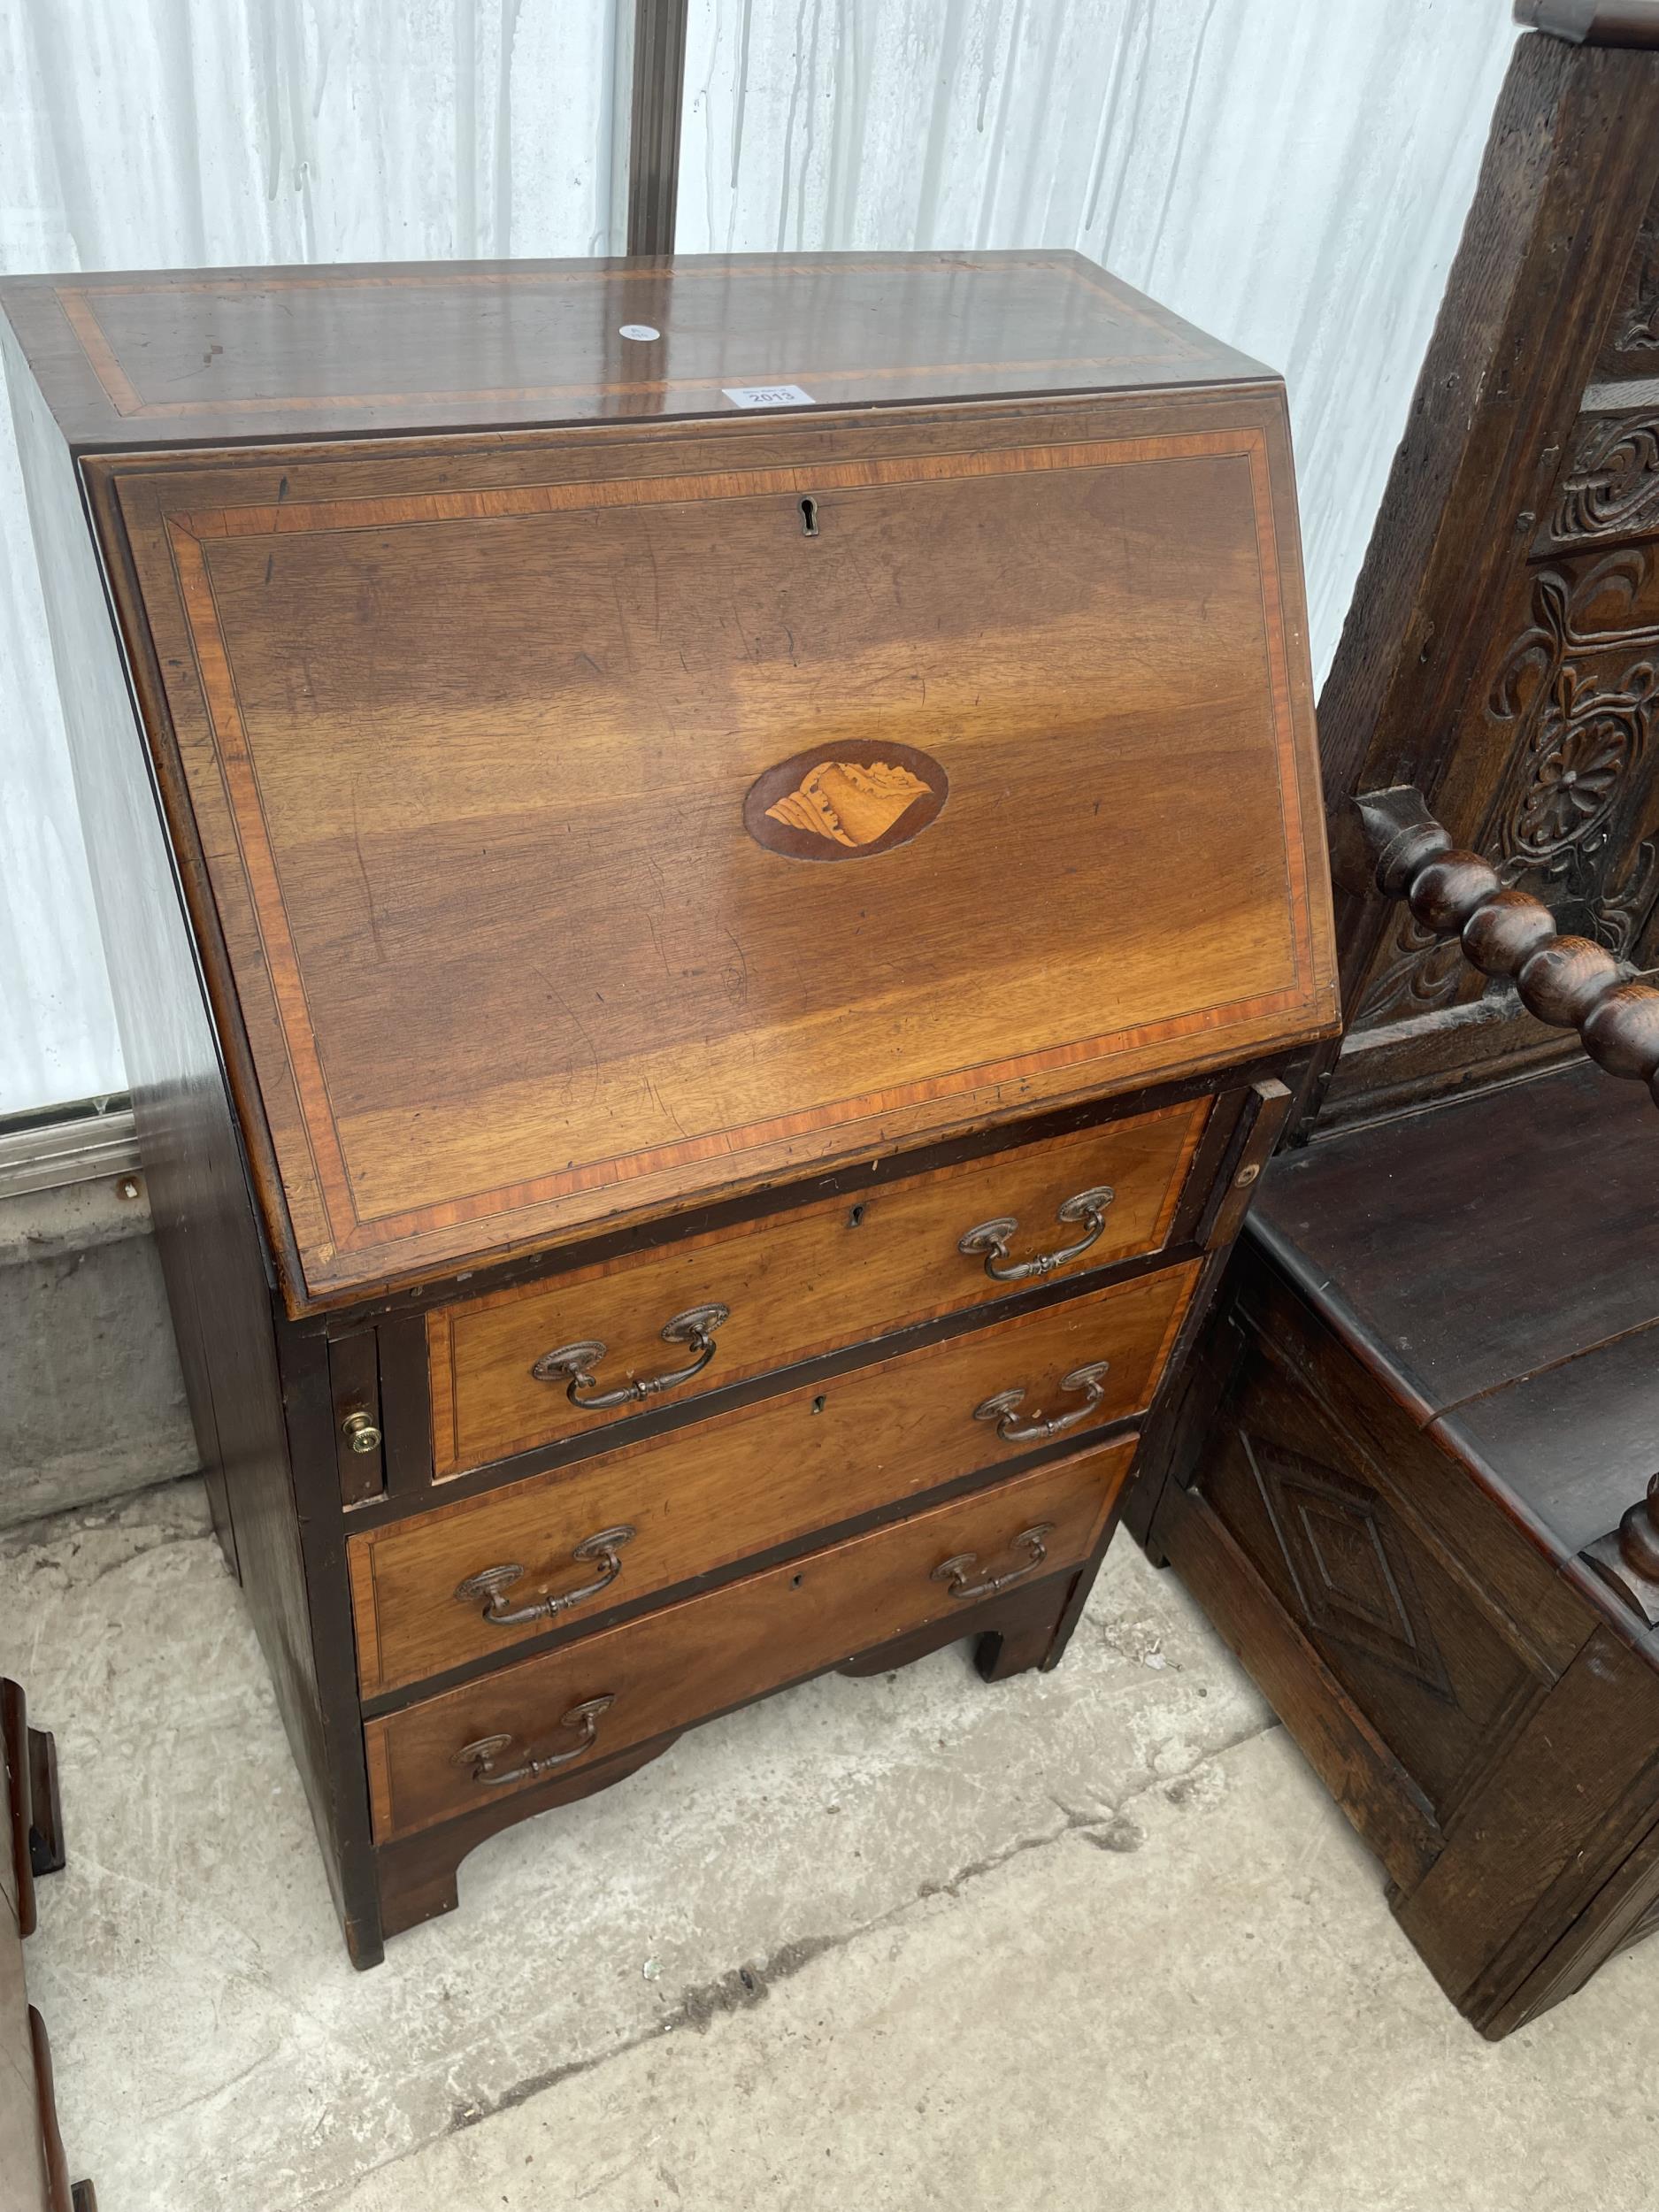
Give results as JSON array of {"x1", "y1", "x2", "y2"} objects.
[{"x1": 430, "y1": 1097, "x2": 1206, "y2": 1475}]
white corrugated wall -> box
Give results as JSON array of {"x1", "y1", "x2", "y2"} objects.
[{"x1": 0, "y1": 0, "x2": 1517, "y2": 1115}]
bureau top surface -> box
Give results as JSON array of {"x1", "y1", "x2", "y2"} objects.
[{"x1": 0, "y1": 250, "x2": 1267, "y2": 449}]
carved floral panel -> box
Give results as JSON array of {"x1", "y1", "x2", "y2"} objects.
[
  {"x1": 1354, "y1": 549, "x2": 1659, "y2": 1030},
  {"x1": 1542, "y1": 413, "x2": 1659, "y2": 554}
]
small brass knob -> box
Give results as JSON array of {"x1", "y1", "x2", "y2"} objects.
[{"x1": 342, "y1": 1411, "x2": 381, "y2": 1455}]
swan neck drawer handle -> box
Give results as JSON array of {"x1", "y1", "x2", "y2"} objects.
[
  {"x1": 454, "y1": 1526, "x2": 635, "y2": 1627},
  {"x1": 531, "y1": 1302, "x2": 731, "y2": 1409},
  {"x1": 457, "y1": 1696, "x2": 614, "y2": 1787},
  {"x1": 973, "y1": 1359, "x2": 1111, "y2": 1444},
  {"x1": 957, "y1": 1186, "x2": 1115, "y2": 1283},
  {"x1": 933, "y1": 1523, "x2": 1056, "y2": 1602}
]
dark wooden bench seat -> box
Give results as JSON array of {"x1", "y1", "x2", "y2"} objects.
[{"x1": 1259, "y1": 1061, "x2": 1659, "y2": 1579}]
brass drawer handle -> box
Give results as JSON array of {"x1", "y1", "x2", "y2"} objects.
[
  {"x1": 454, "y1": 1525, "x2": 635, "y2": 1628},
  {"x1": 973, "y1": 1359, "x2": 1111, "y2": 1444},
  {"x1": 457, "y1": 1696, "x2": 614, "y2": 1788},
  {"x1": 530, "y1": 1302, "x2": 731, "y2": 1409},
  {"x1": 957, "y1": 1185, "x2": 1115, "y2": 1283},
  {"x1": 933, "y1": 1522, "x2": 1055, "y2": 1602}
]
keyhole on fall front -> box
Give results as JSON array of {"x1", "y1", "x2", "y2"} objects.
[{"x1": 800, "y1": 496, "x2": 819, "y2": 538}]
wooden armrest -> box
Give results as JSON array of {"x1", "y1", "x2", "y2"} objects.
[{"x1": 1345, "y1": 787, "x2": 1659, "y2": 1113}]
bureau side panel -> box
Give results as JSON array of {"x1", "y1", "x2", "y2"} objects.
[
  {"x1": 5, "y1": 331, "x2": 231, "y2": 1562},
  {"x1": 2, "y1": 333, "x2": 342, "y2": 1916}
]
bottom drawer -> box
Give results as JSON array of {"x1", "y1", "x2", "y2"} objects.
[{"x1": 365, "y1": 1437, "x2": 1135, "y2": 1840}]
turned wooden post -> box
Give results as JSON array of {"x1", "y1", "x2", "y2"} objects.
[
  {"x1": 1348, "y1": 787, "x2": 1659, "y2": 1111},
  {"x1": 1584, "y1": 1474, "x2": 1659, "y2": 1624},
  {"x1": 1617, "y1": 1477, "x2": 1659, "y2": 1581}
]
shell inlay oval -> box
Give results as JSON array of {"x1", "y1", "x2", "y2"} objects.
[{"x1": 744, "y1": 742, "x2": 949, "y2": 861}]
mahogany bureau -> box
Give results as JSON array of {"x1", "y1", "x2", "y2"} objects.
[{"x1": 3, "y1": 251, "x2": 1337, "y2": 1962}]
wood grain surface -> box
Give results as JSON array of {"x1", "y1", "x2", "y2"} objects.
[
  {"x1": 1308, "y1": 35, "x2": 1659, "y2": 1133},
  {"x1": 0, "y1": 250, "x2": 1263, "y2": 449},
  {"x1": 103, "y1": 387, "x2": 1333, "y2": 1304},
  {"x1": 1442, "y1": 1318, "x2": 1659, "y2": 1555},
  {"x1": 354, "y1": 1261, "x2": 1194, "y2": 1694},
  {"x1": 1256, "y1": 1059, "x2": 1659, "y2": 1418},
  {"x1": 427, "y1": 1096, "x2": 1206, "y2": 1474},
  {"x1": 2, "y1": 242, "x2": 1336, "y2": 1962},
  {"x1": 364, "y1": 1437, "x2": 1133, "y2": 1839}
]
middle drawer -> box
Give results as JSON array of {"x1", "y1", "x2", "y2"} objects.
[{"x1": 351, "y1": 1261, "x2": 1197, "y2": 1695}]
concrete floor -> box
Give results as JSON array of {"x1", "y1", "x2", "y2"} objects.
[{"x1": 6, "y1": 1481, "x2": 1658, "y2": 2211}]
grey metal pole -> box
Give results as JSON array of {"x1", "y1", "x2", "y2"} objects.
[{"x1": 625, "y1": 0, "x2": 690, "y2": 256}]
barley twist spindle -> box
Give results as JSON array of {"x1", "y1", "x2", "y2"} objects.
[{"x1": 1349, "y1": 788, "x2": 1659, "y2": 1110}]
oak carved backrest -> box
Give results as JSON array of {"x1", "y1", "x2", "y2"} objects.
[{"x1": 1307, "y1": 21, "x2": 1659, "y2": 1133}]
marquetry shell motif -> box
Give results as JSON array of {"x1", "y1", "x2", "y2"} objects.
[
  {"x1": 765, "y1": 759, "x2": 930, "y2": 847},
  {"x1": 744, "y1": 742, "x2": 949, "y2": 861}
]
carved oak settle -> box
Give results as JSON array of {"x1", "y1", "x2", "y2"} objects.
[
  {"x1": 2, "y1": 251, "x2": 1335, "y2": 1960},
  {"x1": 1133, "y1": 9, "x2": 1659, "y2": 2037}
]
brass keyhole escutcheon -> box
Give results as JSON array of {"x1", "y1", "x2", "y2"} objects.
[{"x1": 342, "y1": 1410, "x2": 381, "y2": 1455}]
